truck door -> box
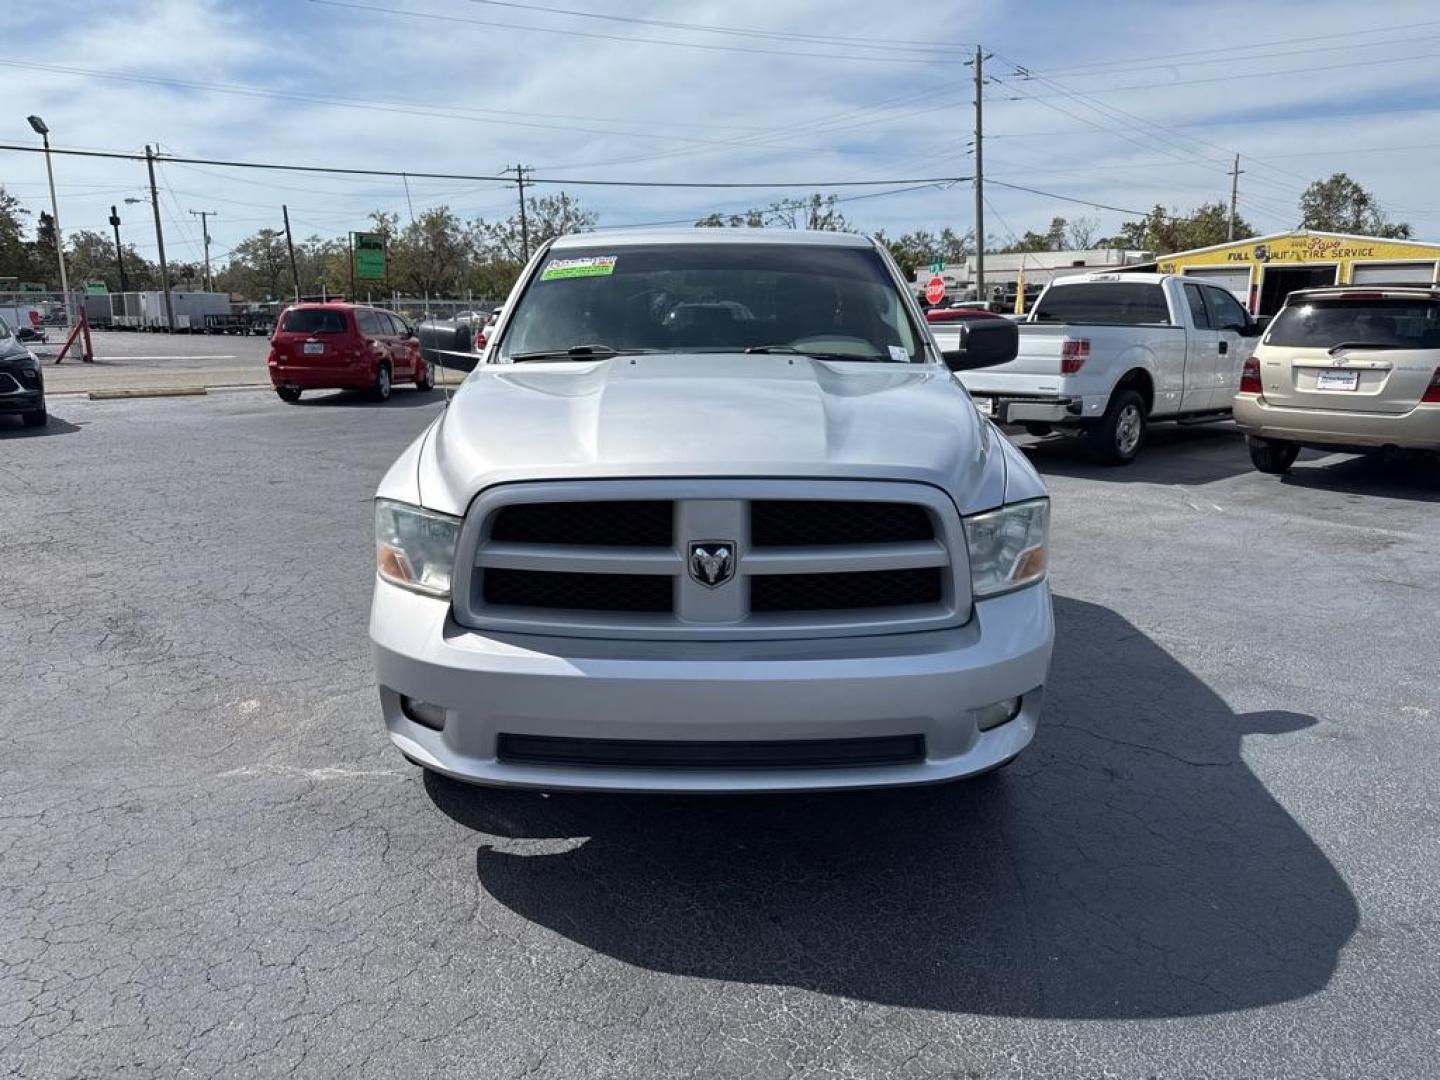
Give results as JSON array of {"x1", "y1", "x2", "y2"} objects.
[
  {"x1": 1181, "y1": 283, "x2": 1219, "y2": 412},
  {"x1": 1202, "y1": 285, "x2": 1256, "y2": 409}
]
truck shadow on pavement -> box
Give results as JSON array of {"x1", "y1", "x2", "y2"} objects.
[
  {"x1": 0, "y1": 414, "x2": 83, "y2": 438},
  {"x1": 1017, "y1": 424, "x2": 1252, "y2": 485},
  {"x1": 427, "y1": 596, "x2": 1358, "y2": 1019}
]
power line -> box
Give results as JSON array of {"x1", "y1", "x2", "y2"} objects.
[
  {"x1": 1035, "y1": 31, "x2": 1440, "y2": 81},
  {"x1": 1030, "y1": 17, "x2": 1440, "y2": 75},
  {"x1": 310, "y1": 0, "x2": 947, "y2": 64},
  {"x1": 461, "y1": 0, "x2": 976, "y2": 54},
  {"x1": 0, "y1": 142, "x2": 966, "y2": 189},
  {"x1": 985, "y1": 180, "x2": 1148, "y2": 217},
  {"x1": 1003, "y1": 47, "x2": 1440, "y2": 100}
]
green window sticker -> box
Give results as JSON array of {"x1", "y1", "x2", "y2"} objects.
[{"x1": 540, "y1": 256, "x2": 618, "y2": 281}]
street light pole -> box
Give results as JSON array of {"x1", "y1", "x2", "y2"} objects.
[
  {"x1": 27, "y1": 115, "x2": 71, "y2": 326},
  {"x1": 109, "y1": 205, "x2": 129, "y2": 293}
]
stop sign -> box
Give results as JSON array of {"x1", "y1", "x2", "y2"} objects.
[{"x1": 925, "y1": 275, "x2": 946, "y2": 305}]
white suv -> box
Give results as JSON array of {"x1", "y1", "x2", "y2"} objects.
[{"x1": 369, "y1": 230, "x2": 1053, "y2": 792}]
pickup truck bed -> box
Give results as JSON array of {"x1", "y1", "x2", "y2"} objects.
[{"x1": 931, "y1": 274, "x2": 1260, "y2": 463}]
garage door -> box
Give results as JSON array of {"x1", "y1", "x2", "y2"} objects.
[
  {"x1": 1350, "y1": 261, "x2": 1438, "y2": 285},
  {"x1": 1181, "y1": 267, "x2": 1250, "y2": 303}
]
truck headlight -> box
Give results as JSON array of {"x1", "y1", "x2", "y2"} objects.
[
  {"x1": 375, "y1": 499, "x2": 460, "y2": 597},
  {"x1": 963, "y1": 498, "x2": 1049, "y2": 599}
]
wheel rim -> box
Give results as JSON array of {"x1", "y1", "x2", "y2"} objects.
[
  {"x1": 1115, "y1": 405, "x2": 1142, "y2": 455},
  {"x1": 379, "y1": 369, "x2": 390, "y2": 396}
]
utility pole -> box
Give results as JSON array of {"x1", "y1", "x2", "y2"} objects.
[
  {"x1": 189, "y1": 209, "x2": 217, "y2": 292},
  {"x1": 145, "y1": 145, "x2": 175, "y2": 332},
  {"x1": 972, "y1": 47, "x2": 986, "y2": 304},
  {"x1": 282, "y1": 204, "x2": 301, "y2": 301},
  {"x1": 1227, "y1": 154, "x2": 1243, "y2": 241},
  {"x1": 108, "y1": 205, "x2": 129, "y2": 293},
  {"x1": 505, "y1": 164, "x2": 531, "y2": 262}
]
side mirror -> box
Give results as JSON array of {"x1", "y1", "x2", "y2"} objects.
[{"x1": 940, "y1": 318, "x2": 1019, "y2": 372}]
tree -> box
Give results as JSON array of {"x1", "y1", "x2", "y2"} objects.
[
  {"x1": 217, "y1": 228, "x2": 291, "y2": 300},
  {"x1": 695, "y1": 193, "x2": 852, "y2": 232},
  {"x1": 295, "y1": 236, "x2": 350, "y2": 298},
  {"x1": 64, "y1": 230, "x2": 127, "y2": 290},
  {"x1": 475, "y1": 192, "x2": 596, "y2": 266},
  {"x1": 0, "y1": 186, "x2": 40, "y2": 283},
  {"x1": 390, "y1": 207, "x2": 471, "y2": 296},
  {"x1": 1098, "y1": 201, "x2": 1255, "y2": 255},
  {"x1": 1066, "y1": 215, "x2": 1100, "y2": 249},
  {"x1": 872, "y1": 227, "x2": 971, "y2": 278},
  {"x1": 1298, "y1": 173, "x2": 1410, "y2": 238}
]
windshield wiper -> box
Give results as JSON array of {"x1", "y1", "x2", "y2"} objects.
[
  {"x1": 510, "y1": 344, "x2": 644, "y2": 363},
  {"x1": 744, "y1": 344, "x2": 896, "y2": 362}
]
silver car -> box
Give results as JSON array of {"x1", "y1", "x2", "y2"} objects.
[
  {"x1": 369, "y1": 230, "x2": 1053, "y2": 792},
  {"x1": 1235, "y1": 286, "x2": 1440, "y2": 472}
]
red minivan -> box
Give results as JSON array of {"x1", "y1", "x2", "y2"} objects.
[{"x1": 268, "y1": 302, "x2": 434, "y2": 403}]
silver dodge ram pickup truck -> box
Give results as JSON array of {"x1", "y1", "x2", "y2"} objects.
[{"x1": 370, "y1": 230, "x2": 1053, "y2": 792}]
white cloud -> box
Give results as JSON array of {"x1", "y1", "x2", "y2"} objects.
[{"x1": 7, "y1": 0, "x2": 1440, "y2": 270}]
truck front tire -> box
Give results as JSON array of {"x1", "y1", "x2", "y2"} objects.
[{"x1": 1087, "y1": 389, "x2": 1146, "y2": 465}]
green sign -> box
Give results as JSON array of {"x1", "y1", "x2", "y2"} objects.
[
  {"x1": 929, "y1": 260, "x2": 945, "y2": 274},
  {"x1": 18, "y1": 282, "x2": 47, "y2": 293},
  {"x1": 353, "y1": 233, "x2": 386, "y2": 280},
  {"x1": 85, "y1": 282, "x2": 109, "y2": 296}
]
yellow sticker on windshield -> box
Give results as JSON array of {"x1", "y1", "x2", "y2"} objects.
[{"x1": 540, "y1": 256, "x2": 618, "y2": 281}]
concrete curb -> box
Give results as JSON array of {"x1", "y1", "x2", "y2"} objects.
[{"x1": 87, "y1": 387, "x2": 210, "y2": 401}]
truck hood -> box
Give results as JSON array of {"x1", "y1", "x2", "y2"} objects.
[{"x1": 412, "y1": 354, "x2": 1007, "y2": 515}]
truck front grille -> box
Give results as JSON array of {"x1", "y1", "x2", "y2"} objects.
[
  {"x1": 456, "y1": 481, "x2": 968, "y2": 640},
  {"x1": 489, "y1": 500, "x2": 672, "y2": 547},
  {"x1": 750, "y1": 500, "x2": 933, "y2": 547},
  {"x1": 483, "y1": 569, "x2": 673, "y2": 612},
  {"x1": 750, "y1": 568, "x2": 943, "y2": 612}
]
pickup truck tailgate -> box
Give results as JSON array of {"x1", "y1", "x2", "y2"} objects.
[{"x1": 932, "y1": 323, "x2": 1068, "y2": 397}]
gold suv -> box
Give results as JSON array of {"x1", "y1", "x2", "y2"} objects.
[{"x1": 1235, "y1": 286, "x2": 1440, "y2": 472}]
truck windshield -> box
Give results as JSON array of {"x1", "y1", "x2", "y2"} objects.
[
  {"x1": 1266, "y1": 297, "x2": 1440, "y2": 349},
  {"x1": 498, "y1": 242, "x2": 923, "y2": 363},
  {"x1": 1031, "y1": 282, "x2": 1172, "y2": 326}
]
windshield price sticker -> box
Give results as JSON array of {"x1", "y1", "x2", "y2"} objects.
[{"x1": 540, "y1": 256, "x2": 618, "y2": 281}]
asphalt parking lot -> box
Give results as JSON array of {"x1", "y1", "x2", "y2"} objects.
[{"x1": 2, "y1": 392, "x2": 1437, "y2": 1079}]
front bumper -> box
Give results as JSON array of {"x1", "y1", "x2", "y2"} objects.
[
  {"x1": 0, "y1": 368, "x2": 43, "y2": 414},
  {"x1": 1234, "y1": 394, "x2": 1440, "y2": 451},
  {"x1": 370, "y1": 580, "x2": 1054, "y2": 792}
]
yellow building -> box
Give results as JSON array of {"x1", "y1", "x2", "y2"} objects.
[{"x1": 1123, "y1": 230, "x2": 1440, "y2": 317}]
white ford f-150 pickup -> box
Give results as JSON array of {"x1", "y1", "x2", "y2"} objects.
[
  {"x1": 934, "y1": 273, "x2": 1263, "y2": 463},
  {"x1": 369, "y1": 230, "x2": 1054, "y2": 793}
]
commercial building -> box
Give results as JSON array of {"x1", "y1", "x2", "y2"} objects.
[
  {"x1": 1121, "y1": 230, "x2": 1440, "y2": 316},
  {"x1": 914, "y1": 248, "x2": 1153, "y2": 307}
]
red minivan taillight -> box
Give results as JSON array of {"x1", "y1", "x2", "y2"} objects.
[
  {"x1": 1239, "y1": 356, "x2": 1262, "y2": 395},
  {"x1": 1060, "y1": 338, "x2": 1089, "y2": 374},
  {"x1": 1423, "y1": 367, "x2": 1440, "y2": 403}
]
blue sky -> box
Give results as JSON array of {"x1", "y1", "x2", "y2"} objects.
[{"x1": 7, "y1": 0, "x2": 1440, "y2": 272}]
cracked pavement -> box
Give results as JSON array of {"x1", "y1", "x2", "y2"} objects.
[{"x1": 1, "y1": 392, "x2": 1437, "y2": 1078}]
